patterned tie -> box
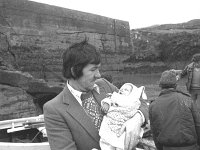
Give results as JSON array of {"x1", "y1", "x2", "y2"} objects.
[{"x1": 81, "y1": 91, "x2": 103, "y2": 130}]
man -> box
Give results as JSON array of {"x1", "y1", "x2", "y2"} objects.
[
  {"x1": 149, "y1": 70, "x2": 200, "y2": 150},
  {"x1": 43, "y1": 39, "x2": 149, "y2": 150},
  {"x1": 177, "y1": 53, "x2": 200, "y2": 108}
]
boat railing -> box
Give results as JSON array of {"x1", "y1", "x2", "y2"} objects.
[{"x1": 0, "y1": 115, "x2": 45, "y2": 133}]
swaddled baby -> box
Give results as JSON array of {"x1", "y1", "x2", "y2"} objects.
[{"x1": 99, "y1": 83, "x2": 147, "y2": 150}]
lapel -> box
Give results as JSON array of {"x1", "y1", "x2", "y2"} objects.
[{"x1": 62, "y1": 86, "x2": 100, "y2": 142}]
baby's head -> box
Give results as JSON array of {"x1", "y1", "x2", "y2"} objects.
[{"x1": 119, "y1": 83, "x2": 134, "y2": 96}]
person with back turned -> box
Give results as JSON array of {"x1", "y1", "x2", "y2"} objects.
[{"x1": 149, "y1": 70, "x2": 200, "y2": 150}]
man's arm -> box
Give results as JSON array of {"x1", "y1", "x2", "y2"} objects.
[
  {"x1": 180, "y1": 63, "x2": 193, "y2": 78},
  {"x1": 43, "y1": 103, "x2": 77, "y2": 150},
  {"x1": 149, "y1": 104, "x2": 163, "y2": 150},
  {"x1": 139, "y1": 98, "x2": 149, "y2": 126},
  {"x1": 117, "y1": 99, "x2": 148, "y2": 150},
  {"x1": 118, "y1": 112, "x2": 144, "y2": 150}
]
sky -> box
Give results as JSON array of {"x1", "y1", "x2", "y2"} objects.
[{"x1": 30, "y1": 0, "x2": 200, "y2": 29}]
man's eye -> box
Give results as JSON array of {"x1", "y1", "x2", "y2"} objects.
[{"x1": 91, "y1": 69, "x2": 97, "y2": 71}]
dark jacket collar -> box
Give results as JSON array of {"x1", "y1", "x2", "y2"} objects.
[
  {"x1": 159, "y1": 88, "x2": 190, "y2": 97},
  {"x1": 159, "y1": 88, "x2": 177, "y2": 96}
]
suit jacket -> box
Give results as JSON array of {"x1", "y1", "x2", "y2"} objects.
[{"x1": 43, "y1": 78, "x2": 149, "y2": 150}]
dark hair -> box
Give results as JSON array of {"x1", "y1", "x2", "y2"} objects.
[
  {"x1": 62, "y1": 39, "x2": 101, "y2": 79},
  {"x1": 192, "y1": 53, "x2": 200, "y2": 62}
]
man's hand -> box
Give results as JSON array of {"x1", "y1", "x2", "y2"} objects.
[
  {"x1": 176, "y1": 75, "x2": 180, "y2": 81},
  {"x1": 170, "y1": 69, "x2": 182, "y2": 81},
  {"x1": 101, "y1": 102, "x2": 110, "y2": 113},
  {"x1": 118, "y1": 112, "x2": 143, "y2": 150}
]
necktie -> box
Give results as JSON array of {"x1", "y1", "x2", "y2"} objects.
[{"x1": 81, "y1": 91, "x2": 103, "y2": 130}]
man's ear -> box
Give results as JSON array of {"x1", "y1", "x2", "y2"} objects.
[{"x1": 71, "y1": 67, "x2": 76, "y2": 78}]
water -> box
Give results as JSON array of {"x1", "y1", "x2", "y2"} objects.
[
  {"x1": 112, "y1": 73, "x2": 161, "y2": 86},
  {"x1": 111, "y1": 73, "x2": 188, "y2": 100},
  {"x1": 112, "y1": 73, "x2": 186, "y2": 86}
]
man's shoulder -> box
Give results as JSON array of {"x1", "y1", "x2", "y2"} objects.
[
  {"x1": 176, "y1": 90, "x2": 191, "y2": 97},
  {"x1": 150, "y1": 90, "x2": 192, "y2": 110},
  {"x1": 43, "y1": 96, "x2": 57, "y2": 108},
  {"x1": 149, "y1": 98, "x2": 160, "y2": 108},
  {"x1": 44, "y1": 90, "x2": 63, "y2": 107},
  {"x1": 173, "y1": 90, "x2": 193, "y2": 107}
]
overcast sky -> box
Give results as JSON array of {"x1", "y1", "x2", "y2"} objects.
[{"x1": 30, "y1": 0, "x2": 200, "y2": 29}]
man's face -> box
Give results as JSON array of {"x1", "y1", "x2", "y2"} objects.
[{"x1": 76, "y1": 63, "x2": 101, "y2": 92}]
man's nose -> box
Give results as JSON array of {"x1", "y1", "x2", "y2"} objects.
[{"x1": 95, "y1": 70, "x2": 101, "y2": 78}]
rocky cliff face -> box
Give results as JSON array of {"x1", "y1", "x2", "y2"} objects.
[
  {"x1": 126, "y1": 19, "x2": 200, "y2": 73},
  {"x1": 0, "y1": 0, "x2": 133, "y2": 120},
  {"x1": 0, "y1": 0, "x2": 132, "y2": 82},
  {"x1": 0, "y1": 68, "x2": 64, "y2": 121}
]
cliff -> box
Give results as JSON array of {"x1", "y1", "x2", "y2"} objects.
[
  {"x1": 0, "y1": 0, "x2": 132, "y2": 120},
  {"x1": 0, "y1": 0, "x2": 132, "y2": 82},
  {"x1": 0, "y1": 69, "x2": 63, "y2": 120},
  {"x1": 126, "y1": 19, "x2": 200, "y2": 73}
]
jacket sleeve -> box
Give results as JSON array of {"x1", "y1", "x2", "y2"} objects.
[
  {"x1": 191, "y1": 101, "x2": 200, "y2": 146},
  {"x1": 180, "y1": 63, "x2": 192, "y2": 78},
  {"x1": 43, "y1": 102, "x2": 77, "y2": 150},
  {"x1": 180, "y1": 66, "x2": 187, "y2": 78},
  {"x1": 139, "y1": 97, "x2": 149, "y2": 126},
  {"x1": 149, "y1": 104, "x2": 163, "y2": 150}
]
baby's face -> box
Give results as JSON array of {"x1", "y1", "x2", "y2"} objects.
[{"x1": 119, "y1": 84, "x2": 132, "y2": 96}]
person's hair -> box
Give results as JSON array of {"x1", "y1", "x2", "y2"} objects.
[
  {"x1": 62, "y1": 39, "x2": 101, "y2": 79},
  {"x1": 159, "y1": 70, "x2": 177, "y2": 89},
  {"x1": 192, "y1": 53, "x2": 200, "y2": 62}
]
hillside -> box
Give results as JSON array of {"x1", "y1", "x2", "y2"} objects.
[{"x1": 125, "y1": 19, "x2": 200, "y2": 73}]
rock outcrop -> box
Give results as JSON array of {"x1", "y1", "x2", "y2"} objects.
[
  {"x1": 0, "y1": 0, "x2": 132, "y2": 82},
  {"x1": 127, "y1": 19, "x2": 200, "y2": 73},
  {"x1": 0, "y1": 68, "x2": 64, "y2": 121}
]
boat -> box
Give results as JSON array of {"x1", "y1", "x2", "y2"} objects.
[
  {"x1": 0, "y1": 115, "x2": 155, "y2": 150},
  {"x1": 0, "y1": 115, "x2": 50, "y2": 150},
  {"x1": 0, "y1": 142, "x2": 50, "y2": 150}
]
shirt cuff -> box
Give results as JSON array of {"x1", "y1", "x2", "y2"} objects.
[{"x1": 137, "y1": 110, "x2": 145, "y2": 125}]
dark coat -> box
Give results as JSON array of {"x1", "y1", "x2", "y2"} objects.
[
  {"x1": 44, "y1": 78, "x2": 149, "y2": 150},
  {"x1": 149, "y1": 88, "x2": 200, "y2": 150}
]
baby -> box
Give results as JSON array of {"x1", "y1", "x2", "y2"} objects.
[{"x1": 99, "y1": 83, "x2": 147, "y2": 150}]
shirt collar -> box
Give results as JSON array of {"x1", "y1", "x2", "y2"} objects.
[
  {"x1": 67, "y1": 81, "x2": 82, "y2": 103},
  {"x1": 93, "y1": 84, "x2": 100, "y2": 94}
]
